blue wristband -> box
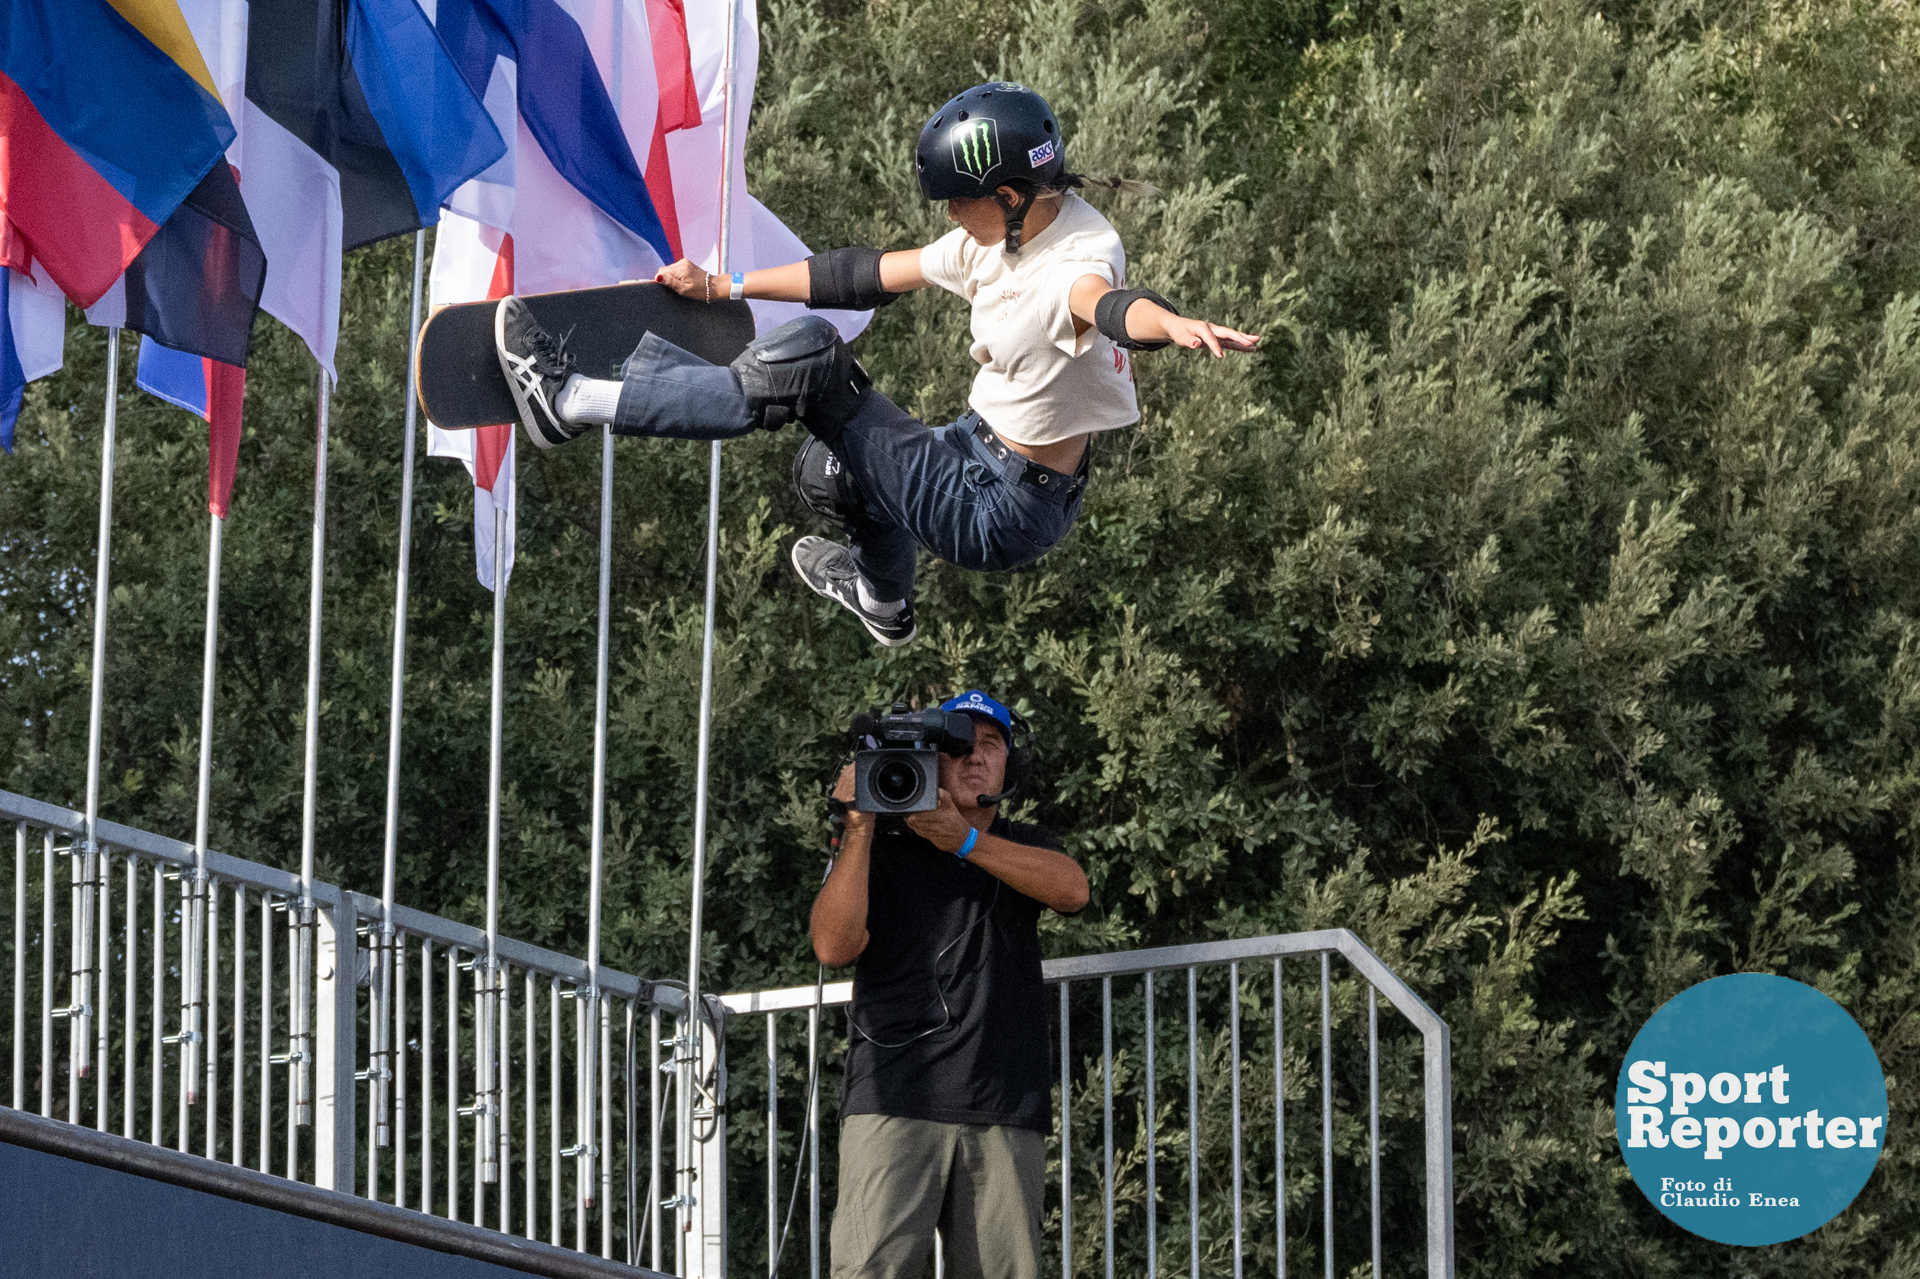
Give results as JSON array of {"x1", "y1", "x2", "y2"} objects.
[
  {"x1": 729, "y1": 271, "x2": 746, "y2": 301},
  {"x1": 955, "y1": 827, "x2": 980, "y2": 859}
]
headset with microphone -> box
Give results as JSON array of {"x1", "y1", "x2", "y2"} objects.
[{"x1": 972, "y1": 704, "x2": 1035, "y2": 808}]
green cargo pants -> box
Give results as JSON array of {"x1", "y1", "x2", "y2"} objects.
[{"x1": 829, "y1": 1114, "x2": 1046, "y2": 1279}]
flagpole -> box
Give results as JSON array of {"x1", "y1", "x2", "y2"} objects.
[
  {"x1": 679, "y1": 3, "x2": 741, "y2": 1269},
  {"x1": 293, "y1": 367, "x2": 331, "y2": 1139},
  {"x1": 579, "y1": 420, "x2": 614, "y2": 1216},
  {"x1": 376, "y1": 229, "x2": 428, "y2": 1167},
  {"x1": 480, "y1": 438, "x2": 513, "y2": 1194},
  {"x1": 180, "y1": 510, "x2": 222, "y2": 1127},
  {"x1": 76, "y1": 328, "x2": 122, "y2": 1117}
]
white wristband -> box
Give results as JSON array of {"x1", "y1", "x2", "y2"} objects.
[{"x1": 729, "y1": 271, "x2": 746, "y2": 301}]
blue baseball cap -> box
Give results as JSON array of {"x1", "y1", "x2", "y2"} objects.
[{"x1": 941, "y1": 689, "x2": 1013, "y2": 743}]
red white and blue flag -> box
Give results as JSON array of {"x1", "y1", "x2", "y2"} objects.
[{"x1": 423, "y1": 0, "x2": 870, "y2": 588}]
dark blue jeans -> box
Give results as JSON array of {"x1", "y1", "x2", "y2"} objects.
[{"x1": 610, "y1": 334, "x2": 1087, "y2": 601}]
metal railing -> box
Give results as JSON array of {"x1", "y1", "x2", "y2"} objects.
[
  {"x1": 2, "y1": 787, "x2": 1453, "y2": 1277},
  {"x1": 720, "y1": 934, "x2": 1453, "y2": 1279},
  {"x1": 0, "y1": 788, "x2": 713, "y2": 1271}
]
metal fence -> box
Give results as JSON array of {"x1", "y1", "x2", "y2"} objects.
[
  {"x1": 0, "y1": 787, "x2": 713, "y2": 1270},
  {"x1": 2, "y1": 788, "x2": 1452, "y2": 1277},
  {"x1": 723, "y1": 934, "x2": 1453, "y2": 1279}
]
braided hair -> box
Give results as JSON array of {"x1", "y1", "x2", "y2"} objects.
[{"x1": 997, "y1": 172, "x2": 1160, "y2": 254}]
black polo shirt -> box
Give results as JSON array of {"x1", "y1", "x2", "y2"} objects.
[{"x1": 839, "y1": 815, "x2": 1060, "y2": 1132}]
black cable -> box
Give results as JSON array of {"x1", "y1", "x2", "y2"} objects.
[
  {"x1": 844, "y1": 879, "x2": 1000, "y2": 1050},
  {"x1": 768, "y1": 962, "x2": 827, "y2": 1278}
]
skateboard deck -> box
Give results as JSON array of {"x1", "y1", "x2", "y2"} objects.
[{"x1": 414, "y1": 282, "x2": 756, "y2": 430}]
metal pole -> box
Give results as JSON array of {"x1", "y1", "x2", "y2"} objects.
[
  {"x1": 124, "y1": 857, "x2": 135, "y2": 1138},
  {"x1": 1060, "y1": 981, "x2": 1071, "y2": 1279},
  {"x1": 805, "y1": 1002, "x2": 818, "y2": 1279},
  {"x1": 1320, "y1": 954, "x2": 1332, "y2": 1279},
  {"x1": 40, "y1": 832, "x2": 51, "y2": 1119},
  {"x1": 294, "y1": 368, "x2": 331, "y2": 1131},
  {"x1": 376, "y1": 229, "x2": 427, "y2": 1155},
  {"x1": 1102, "y1": 977, "x2": 1113, "y2": 1279},
  {"x1": 1368, "y1": 988, "x2": 1379, "y2": 1279},
  {"x1": 551, "y1": 977, "x2": 561, "y2": 1247},
  {"x1": 206, "y1": 880, "x2": 219, "y2": 1157},
  {"x1": 151, "y1": 864, "x2": 161, "y2": 1143},
  {"x1": 526, "y1": 969, "x2": 537, "y2": 1238},
  {"x1": 68, "y1": 837, "x2": 81, "y2": 1123},
  {"x1": 183, "y1": 513, "x2": 224, "y2": 1109},
  {"x1": 582, "y1": 423, "x2": 614, "y2": 1209},
  {"x1": 421, "y1": 939, "x2": 433, "y2": 1212},
  {"x1": 1231, "y1": 963, "x2": 1242, "y2": 1279},
  {"x1": 1274, "y1": 958, "x2": 1285, "y2": 1279},
  {"x1": 681, "y1": 9, "x2": 742, "y2": 1221},
  {"x1": 1144, "y1": 972, "x2": 1156, "y2": 1279},
  {"x1": 96, "y1": 841, "x2": 109, "y2": 1129},
  {"x1": 78, "y1": 332, "x2": 120, "y2": 1094},
  {"x1": 1187, "y1": 967, "x2": 1198, "y2": 1279},
  {"x1": 766, "y1": 1014, "x2": 777, "y2": 1275},
  {"x1": 650, "y1": 1004, "x2": 662, "y2": 1271},
  {"x1": 11, "y1": 826, "x2": 22, "y2": 1111},
  {"x1": 480, "y1": 463, "x2": 510, "y2": 1185},
  {"x1": 232, "y1": 886, "x2": 243, "y2": 1164},
  {"x1": 259, "y1": 892, "x2": 271, "y2": 1172},
  {"x1": 600, "y1": 1001, "x2": 612, "y2": 1257}
]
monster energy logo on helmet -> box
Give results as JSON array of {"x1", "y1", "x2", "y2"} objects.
[{"x1": 951, "y1": 117, "x2": 1000, "y2": 182}]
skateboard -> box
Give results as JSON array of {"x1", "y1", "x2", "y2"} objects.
[{"x1": 414, "y1": 282, "x2": 757, "y2": 429}]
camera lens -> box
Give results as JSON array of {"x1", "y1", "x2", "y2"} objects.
[{"x1": 874, "y1": 758, "x2": 923, "y2": 807}]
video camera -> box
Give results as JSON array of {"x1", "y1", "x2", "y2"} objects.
[{"x1": 850, "y1": 701, "x2": 977, "y2": 813}]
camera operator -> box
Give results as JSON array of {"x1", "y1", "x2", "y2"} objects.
[{"x1": 811, "y1": 690, "x2": 1089, "y2": 1279}]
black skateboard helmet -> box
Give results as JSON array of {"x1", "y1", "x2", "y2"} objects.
[{"x1": 915, "y1": 82, "x2": 1066, "y2": 201}]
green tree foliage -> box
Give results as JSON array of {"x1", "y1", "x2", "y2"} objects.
[{"x1": 4, "y1": 0, "x2": 1919, "y2": 1271}]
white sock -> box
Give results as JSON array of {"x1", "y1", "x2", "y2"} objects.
[
  {"x1": 554, "y1": 374, "x2": 623, "y2": 424},
  {"x1": 855, "y1": 576, "x2": 904, "y2": 617}
]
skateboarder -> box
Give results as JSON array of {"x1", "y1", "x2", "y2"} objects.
[{"x1": 494, "y1": 82, "x2": 1259, "y2": 646}]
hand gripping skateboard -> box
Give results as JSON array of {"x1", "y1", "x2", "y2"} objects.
[{"x1": 413, "y1": 282, "x2": 757, "y2": 430}]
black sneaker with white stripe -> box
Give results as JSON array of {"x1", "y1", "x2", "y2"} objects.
[
  {"x1": 790, "y1": 536, "x2": 916, "y2": 647},
  {"x1": 495, "y1": 297, "x2": 583, "y2": 450}
]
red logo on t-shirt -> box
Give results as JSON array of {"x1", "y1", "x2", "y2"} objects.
[{"x1": 1112, "y1": 346, "x2": 1129, "y2": 379}]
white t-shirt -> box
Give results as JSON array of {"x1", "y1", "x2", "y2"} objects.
[{"x1": 918, "y1": 193, "x2": 1139, "y2": 447}]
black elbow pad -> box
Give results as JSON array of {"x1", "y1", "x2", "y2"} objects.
[
  {"x1": 1096, "y1": 287, "x2": 1176, "y2": 350},
  {"x1": 807, "y1": 247, "x2": 898, "y2": 311}
]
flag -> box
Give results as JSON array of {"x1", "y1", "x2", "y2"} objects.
[
  {"x1": 427, "y1": 0, "x2": 686, "y2": 591},
  {"x1": 238, "y1": 0, "x2": 506, "y2": 374},
  {"x1": 427, "y1": 213, "x2": 517, "y2": 589},
  {"x1": 135, "y1": 338, "x2": 246, "y2": 516},
  {"x1": 640, "y1": 0, "x2": 700, "y2": 259},
  {"x1": 662, "y1": 0, "x2": 867, "y2": 340},
  {"x1": 72, "y1": 3, "x2": 254, "y2": 510},
  {"x1": 65, "y1": 0, "x2": 266, "y2": 370},
  {"x1": 0, "y1": 258, "x2": 65, "y2": 453},
  {"x1": 0, "y1": 0, "x2": 235, "y2": 308},
  {"x1": 433, "y1": 0, "x2": 675, "y2": 294}
]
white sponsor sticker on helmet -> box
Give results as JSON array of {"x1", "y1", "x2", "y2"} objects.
[{"x1": 1028, "y1": 140, "x2": 1056, "y2": 167}]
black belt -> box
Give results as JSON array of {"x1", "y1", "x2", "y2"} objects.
[{"x1": 971, "y1": 419, "x2": 1088, "y2": 506}]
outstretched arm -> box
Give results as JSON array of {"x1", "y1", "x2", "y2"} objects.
[
  {"x1": 1067, "y1": 274, "x2": 1260, "y2": 357},
  {"x1": 654, "y1": 250, "x2": 929, "y2": 304}
]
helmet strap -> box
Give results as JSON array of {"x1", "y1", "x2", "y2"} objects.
[{"x1": 994, "y1": 188, "x2": 1036, "y2": 255}]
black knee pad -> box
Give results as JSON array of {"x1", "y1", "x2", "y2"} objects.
[
  {"x1": 730, "y1": 315, "x2": 870, "y2": 434},
  {"x1": 790, "y1": 434, "x2": 876, "y2": 538}
]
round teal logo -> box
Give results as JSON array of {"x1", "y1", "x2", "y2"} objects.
[{"x1": 1616, "y1": 974, "x2": 1887, "y2": 1245}]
